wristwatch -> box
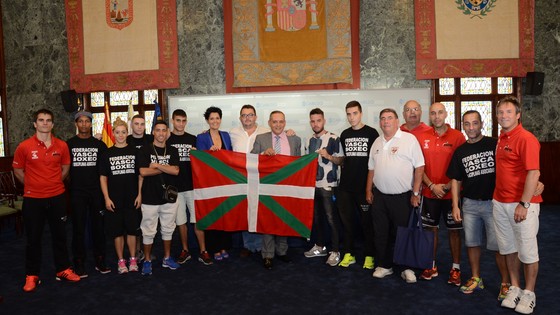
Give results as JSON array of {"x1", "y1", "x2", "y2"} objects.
[
  {"x1": 519, "y1": 201, "x2": 530, "y2": 209},
  {"x1": 413, "y1": 191, "x2": 420, "y2": 197}
]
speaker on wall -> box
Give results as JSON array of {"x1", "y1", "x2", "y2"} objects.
[
  {"x1": 60, "y1": 90, "x2": 79, "y2": 112},
  {"x1": 525, "y1": 72, "x2": 545, "y2": 96}
]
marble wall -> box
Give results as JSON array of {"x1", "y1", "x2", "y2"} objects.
[{"x1": 2, "y1": 0, "x2": 559, "y2": 153}]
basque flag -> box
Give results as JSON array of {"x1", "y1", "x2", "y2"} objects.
[{"x1": 191, "y1": 150, "x2": 318, "y2": 238}]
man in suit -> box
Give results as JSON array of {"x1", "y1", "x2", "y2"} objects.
[{"x1": 251, "y1": 110, "x2": 301, "y2": 270}]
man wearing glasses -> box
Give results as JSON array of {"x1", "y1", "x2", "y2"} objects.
[
  {"x1": 400, "y1": 100, "x2": 431, "y2": 137},
  {"x1": 230, "y1": 105, "x2": 269, "y2": 256}
]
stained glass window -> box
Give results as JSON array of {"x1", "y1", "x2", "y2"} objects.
[
  {"x1": 92, "y1": 113, "x2": 105, "y2": 135},
  {"x1": 144, "y1": 90, "x2": 158, "y2": 104},
  {"x1": 145, "y1": 110, "x2": 155, "y2": 132},
  {"x1": 460, "y1": 77, "x2": 492, "y2": 95},
  {"x1": 498, "y1": 77, "x2": 513, "y2": 94},
  {"x1": 91, "y1": 92, "x2": 105, "y2": 107},
  {"x1": 109, "y1": 91, "x2": 138, "y2": 106},
  {"x1": 439, "y1": 78, "x2": 455, "y2": 95},
  {"x1": 442, "y1": 101, "x2": 455, "y2": 128},
  {"x1": 111, "y1": 112, "x2": 127, "y2": 124},
  {"x1": 460, "y1": 101, "x2": 493, "y2": 137},
  {"x1": 92, "y1": 112, "x2": 130, "y2": 135}
]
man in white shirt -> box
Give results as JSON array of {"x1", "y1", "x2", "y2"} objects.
[
  {"x1": 365, "y1": 108, "x2": 425, "y2": 283},
  {"x1": 230, "y1": 105, "x2": 269, "y2": 256}
]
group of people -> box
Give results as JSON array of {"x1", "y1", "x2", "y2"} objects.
[
  {"x1": 13, "y1": 96, "x2": 542, "y2": 314},
  {"x1": 355, "y1": 96, "x2": 540, "y2": 315}
]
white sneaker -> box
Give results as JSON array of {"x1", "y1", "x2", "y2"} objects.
[
  {"x1": 401, "y1": 269, "x2": 417, "y2": 283},
  {"x1": 326, "y1": 251, "x2": 340, "y2": 266},
  {"x1": 501, "y1": 285, "x2": 522, "y2": 309},
  {"x1": 304, "y1": 244, "x2": 327, "y2": 258},
  {"x1": 372, "y1": 267, "x2": 393, "y2": 278},
  {"x1": 515, "y1": 290, "x2": 536, "y2": 314}
]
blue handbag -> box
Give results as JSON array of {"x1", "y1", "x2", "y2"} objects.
[{"x1": 393, "y1": 198, "x2": 434, "y2": 270}]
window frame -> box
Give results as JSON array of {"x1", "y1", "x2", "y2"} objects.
[{"x1": 432, "y1": 77, "x2": 522, "y2": 138}]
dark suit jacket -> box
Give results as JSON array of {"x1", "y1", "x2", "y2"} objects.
[
  {"x1": 196, "y1": 130, "x2": 232, "y2": 151},
  {"x1": 251, "y1": 132, "x2": 301, "y2": 156}
]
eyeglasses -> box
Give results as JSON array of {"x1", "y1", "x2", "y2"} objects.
[
  {"x1": 404, "y1": 107, "x2": 420, "y2": 112},
  {"x1": 241, "y1": 113, "x2": 255, "y2": 118}
]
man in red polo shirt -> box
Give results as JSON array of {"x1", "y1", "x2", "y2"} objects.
[
  {"x1": 416, "y1": 103, "x2": 466, "y2": 285},
  {"x1": 400, "y1": 100, "x2": 431, "y2": 137},
  {"x1": 13, "y1": 109, "x2": 80, "y2": 292},
  {"x1": 493, "y1": 96, "x2": 542, "y2": 314}
]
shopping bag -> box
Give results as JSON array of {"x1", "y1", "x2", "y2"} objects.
[{"x1": 393, "y1": 199, "x2": 434, "y2": 270}]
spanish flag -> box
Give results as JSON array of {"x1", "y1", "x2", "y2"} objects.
[{"x1": 101, "y1": 101, "x2": 115, "y2": 147}]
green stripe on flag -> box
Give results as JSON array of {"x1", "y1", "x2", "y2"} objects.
[
  {"x1": 260, "y1": 153, "x2": 318, "y2": 185},
  {"x1": 196, "y1": 195, "x2": 246, "y2": 230},
  {"x1": 191, "y1": 150, "x2": 247, "y2": 184},
  {"x1": 259, "y1": 195, "x2": 311, "y2": 238}
]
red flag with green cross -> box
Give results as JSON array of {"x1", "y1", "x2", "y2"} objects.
[{"x1": 190, "y1": 150, "x2": 318, "y2": 238}]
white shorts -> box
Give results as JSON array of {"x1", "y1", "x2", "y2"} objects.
[
  {"x1": 176, "y1": 191, "x2": 188, "y2": 225},
  {"x1": 492, "y1": 200, "x2": 540, "y2": 264},
  {"x1": 185, "y1": 190, "x2": 196, "y2": 223},
  {"x1": 176, "y1": 190, "x2": 196, "y2": 224},
  {"x1": 141, "y1": 202, "x2": 179, "y2": 245}
]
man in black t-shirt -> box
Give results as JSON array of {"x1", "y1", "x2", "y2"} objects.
[
  {"x1": 67, "y1": 111, "x2": 109, "y2": 277},
  {"x1": 126, "y1": 114, "x2": 153, "y2": 261},
  {"x1": 168, "y1": 109, "x2": 206, "y2": 264},
  {"x1": 337, "y1": 101, "x2": 379, "y2": 269},
  {"x1": 137, "y1": 120, "x2": 180, "y2": 275},
  {"x1": 127, "y1": 115, "x2": 154, "y2": 149},
  {"x1": 447, "y1": 110, "x2": 508, "y2": 298}
]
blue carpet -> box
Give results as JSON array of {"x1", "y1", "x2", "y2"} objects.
[{"x1": 0, "y1": 205, "x2": 558, "y2": 314}]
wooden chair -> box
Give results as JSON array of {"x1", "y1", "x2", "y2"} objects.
[{"x1": 0, "y1": 171, "x2": 23, "y2": 236}]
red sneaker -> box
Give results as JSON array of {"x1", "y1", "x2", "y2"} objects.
[
  {"x1": 420, "y1": 267, "x2": 439, "y2": 280},
  {"x1": 448, "y1": 268, "x2": 461, "y2": 286},
  {"x1": 23, "y1": 275, "x2": 40, "y2": 292},
  {"x1": 198, "y1": 251, "x2": 213, "y2": 265},
  {"x1": 55, "y1": 268, "x2": 81, "y2": 282}
]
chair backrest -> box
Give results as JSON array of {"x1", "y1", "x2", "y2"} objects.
[{"x1": 0, "y1": 171, "x2": 18, "y2": 207}]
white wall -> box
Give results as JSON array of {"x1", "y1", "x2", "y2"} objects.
[{"x1": 168, "y1": 89, "x2": 430, "y2": 147}]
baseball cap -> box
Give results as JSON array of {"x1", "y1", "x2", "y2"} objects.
[{"x1": 74, "y1": 111, "x2": 93, "y2": 121}]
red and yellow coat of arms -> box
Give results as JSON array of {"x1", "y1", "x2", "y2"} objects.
[
  {"x1": 264, "y1": 0, "x2": 320, "y2": 32},
  {"x1": 106, "y1": 0, "x2": 133, "y2": 30}
]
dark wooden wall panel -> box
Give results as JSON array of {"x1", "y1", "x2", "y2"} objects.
[{"x1": 539, "y1": 142, "x2": 560, "y2": 205}]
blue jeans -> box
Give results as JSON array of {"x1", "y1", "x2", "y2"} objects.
[
  {"x1": 242, "y1": 231, "x2": 263, "y2": 252},
  {"x1": 462, "y1": 198, "x2": 498, "y2": 251}
]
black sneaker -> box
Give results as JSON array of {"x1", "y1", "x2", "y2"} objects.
[
  {"x1": 73, "y1": 259, "x2": 88, "y2": 278},
  {"x1": 95, "y1": 257, "x2": 111, "y2": 274}
]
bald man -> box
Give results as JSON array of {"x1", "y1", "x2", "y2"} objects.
[{"x1": 415, "y1": 103, "x2": 466, "y2": 285}]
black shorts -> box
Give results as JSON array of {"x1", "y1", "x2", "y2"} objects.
[
  {"x1": 421, "y1": 197, "x2": 462, "y2": 229},
  {"x1": 105, "y1": 208, "x2": 140, "y2": 238}
]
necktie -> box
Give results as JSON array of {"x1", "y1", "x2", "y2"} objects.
[{"x1": 274, "y1": 135, "x2": 281, "y2": 154}]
